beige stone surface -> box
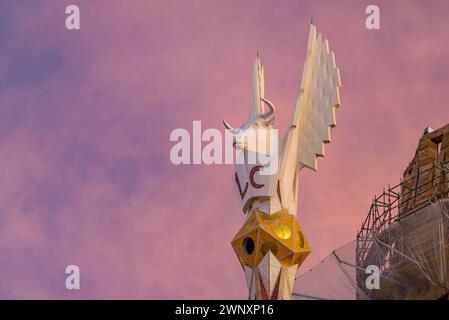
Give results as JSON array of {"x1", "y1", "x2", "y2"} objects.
[{"x1": 400, "y1": 124, "x2": 449, "y2": 213}]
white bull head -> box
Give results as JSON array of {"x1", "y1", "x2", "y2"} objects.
[{"x1": 223, "y1": 97, "x2": 276, "y2": 154}]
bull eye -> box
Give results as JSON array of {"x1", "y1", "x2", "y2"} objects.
[{"x1": 242, "y1": 237, "x2": 255, "y2": 255}]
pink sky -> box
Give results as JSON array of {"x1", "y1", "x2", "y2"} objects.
[{"x1": 1, "y1": 0, "x2": 449, "y2": 299}]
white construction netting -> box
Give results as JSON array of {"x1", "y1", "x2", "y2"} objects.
[{"x1": 292, "y1": 200, "x2": 449, "y2": 300}]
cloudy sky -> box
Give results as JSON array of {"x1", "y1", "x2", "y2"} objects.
[{"x1": 1, "y1": 0, "x2": 449, "y2": 299}]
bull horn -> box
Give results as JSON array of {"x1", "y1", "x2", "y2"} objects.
[
  {"x1": 260, "y1": 98, "x2": 276, "y2": 119},
  {"x1": 223, "y1": 120, "x2": 235, "y2": 131}
]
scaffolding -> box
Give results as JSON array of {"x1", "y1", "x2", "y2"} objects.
[
  {"x1": 293, "y1": 161, "x2": 449, "y2": 300},
  {"x1": 358, "y1": 160, "x2": 449, "y2": 239}
]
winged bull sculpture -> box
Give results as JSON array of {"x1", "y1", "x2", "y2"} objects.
[{"x1": 223, "y1": 24, "x2": 341, "y2": 300}]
